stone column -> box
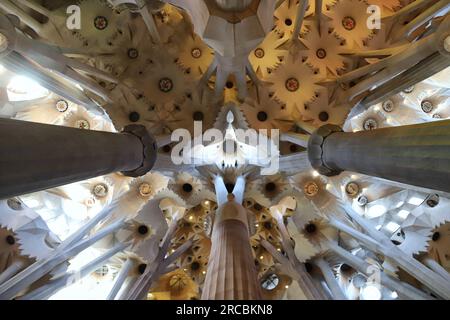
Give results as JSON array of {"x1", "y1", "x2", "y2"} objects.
[
  {"x1": 0, "y1": 118, "x2": 156, "y2": 199},
  {"x1": 308, "y1": 120, "x2": 450, "y2": 193},
  {"x1": 201, "y1": 195, "x2": 262, "y2": 300}
]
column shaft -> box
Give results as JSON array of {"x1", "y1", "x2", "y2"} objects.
[
  {"x1": 201, "y1": 201, "x2": 262, "y2": 300},
  {"x1": 308, "y1": 121, "x2": 450, "y2": 193},
  {"x1": 0, "y1": 118, "x2": 156, "y2": 199}
]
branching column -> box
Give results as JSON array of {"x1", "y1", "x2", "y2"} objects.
[
  {"x1": 0, "y1": 118, "x2": 157, "y2": 199},
  {"x1": 201, "y1": 195, "x2": 262, "y2": 300},
  {"x1": 308, "y1": 121, "x2": 450, "y2": 193}
]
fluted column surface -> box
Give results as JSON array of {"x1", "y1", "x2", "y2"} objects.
[
  {"x1": 0, "y1": 118, "x2": 156, "y2": 199},
  {"x1": 201, "y1": 201, "x2": 262, "y2": 300},
  {"x1": 309, "y1": 120, "x2": 450, "y2": 193}
]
